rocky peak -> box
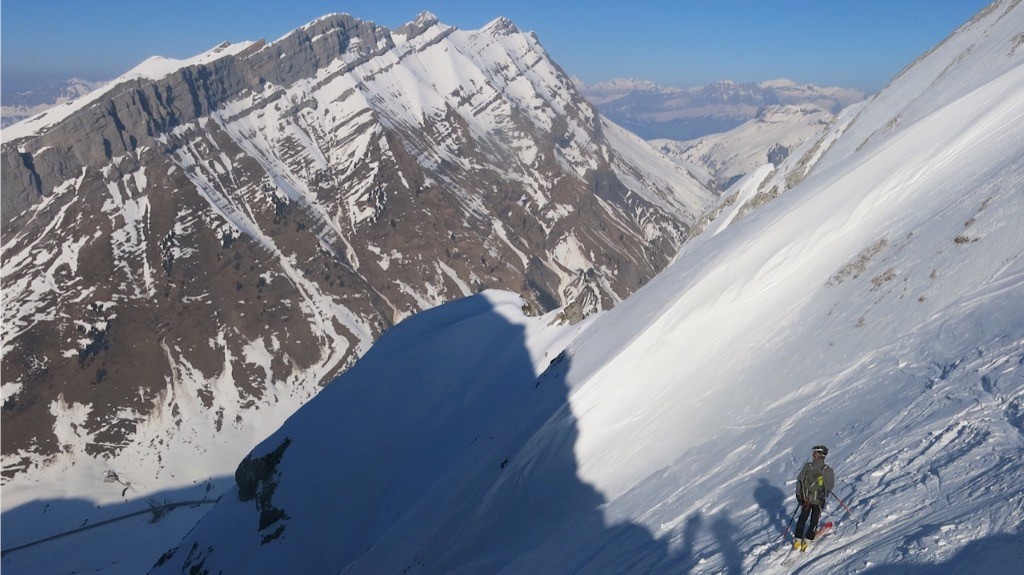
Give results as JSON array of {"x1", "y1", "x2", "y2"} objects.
[
  {"x1": 395, "y1": 11, "x2": 443, "y2": 40},
  {"x1": 413, "y1": 11, "x2": 439, "y2": 28},
  {"x1": 253, "y1": 13, "x2": 394, "y2": 82},
  {"x1": 483, "y1": 16, "x2": 520, "y2": 35}
]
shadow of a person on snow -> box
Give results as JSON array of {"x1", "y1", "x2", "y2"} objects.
[{"x1": 754, "y1": 477, "x2": 791, "y2": 538}]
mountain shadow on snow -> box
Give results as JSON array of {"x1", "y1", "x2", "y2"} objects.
[{"x1": 147, "y1": 292, "x2": 746, "y2": 573}]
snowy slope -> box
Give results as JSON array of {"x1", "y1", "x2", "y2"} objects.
[
  {"x1": 652, "y1": 103, "x2": 834, "y2": 190},
  {"x1": 145, "y1": 2, "x2": 1024, "y2": 574},
  {"x1": 563, "y1": 51, "x2": 1024, "y2": 571}
]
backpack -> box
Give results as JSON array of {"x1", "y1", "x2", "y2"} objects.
[{"x1": 798, "y1": 463, "x2": 826, "y2": 504}]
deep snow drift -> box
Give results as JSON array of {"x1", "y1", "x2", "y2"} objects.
[{"x1": 5, "y1": 1, "x2": 1024, "y2": 574}]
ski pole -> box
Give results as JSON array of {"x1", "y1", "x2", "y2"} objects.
[
  {"x1": 779, "y1": 505, "x2": 799, "y2": 544},
  {"x1": 829, "y1": 490, "x2": 854, "y2": 517}
]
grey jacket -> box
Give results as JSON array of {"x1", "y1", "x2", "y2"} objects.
[{"x1": 796, "y1": 459, "x2": 835, "y2": 506}]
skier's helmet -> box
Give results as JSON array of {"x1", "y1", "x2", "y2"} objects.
[{"x1": 812, "y1": 445, "x2": 829, "y2": 458}]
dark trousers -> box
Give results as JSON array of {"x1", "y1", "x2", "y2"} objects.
[{"x1": 795, "y1": 503, "x2": 822, "y2": 540}]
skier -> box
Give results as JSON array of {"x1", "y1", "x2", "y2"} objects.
[{"x1": 793, "y1": 445, "x2": 835, "y2": 552}]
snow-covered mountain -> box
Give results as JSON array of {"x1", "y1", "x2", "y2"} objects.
[
  {"x1": 122, "y1": 1, "x2": 1023, "y2": 573},
  {"x1": 653, "y1": 103, "x2": 835, "y2": 191},
  {"x1": 0, "y1": 10, "x2": 712, "y2": 558},
  {"x1": 1, "y1": 78, "x2": 109, "y2": 128},
  {"x1": 6, "y1": 1, "x2": 1024, "y2": 573},
  {"x1": 578, "y1": 77, "x2": 864, "y2": 141}
]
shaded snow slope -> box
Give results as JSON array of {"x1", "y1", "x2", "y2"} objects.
[
  {"x1": 148, "y1": 2, "x2": 1024, "y2": 574},
  {"x1": 150, "y1": 291, "x2": 592, "y2": 574}
]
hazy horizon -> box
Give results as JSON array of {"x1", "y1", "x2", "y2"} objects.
[{"x1": 1, "y1": 1, "x2": 994, "y2": 96}]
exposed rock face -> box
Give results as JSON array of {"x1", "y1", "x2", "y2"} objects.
[
  {"x1": 1, "y1": 13, "x2": 711, "y2": 483},
  {"x1": 235, "y1": 438, "x2": 291, "y2": 536}
]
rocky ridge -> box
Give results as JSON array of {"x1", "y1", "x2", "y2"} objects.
[{"x1": 0, "y1": 12, "x2": 712, "y2": 490}]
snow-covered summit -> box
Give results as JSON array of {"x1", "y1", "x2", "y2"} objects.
[
  {"x1": 482, "y1": 16, "x2": 522, "y2": 35},
  {"x1": 759, "y1": 78, "x2": 799, "y2": 88},
  {"x1": 412, "y1": 10, "x2": 439, "y2": 27}
]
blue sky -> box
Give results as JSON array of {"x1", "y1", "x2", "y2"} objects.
[{"x1": 2, "y1": 1, "x2": 994, "y2": 95}]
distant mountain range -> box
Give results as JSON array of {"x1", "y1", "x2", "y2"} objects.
[
  {"x1": 577, "y1": 77, "x2": 864, "y2": 141},
  {"x1": 1, "y1": 78, "x2": 109, "y2": 128}
]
